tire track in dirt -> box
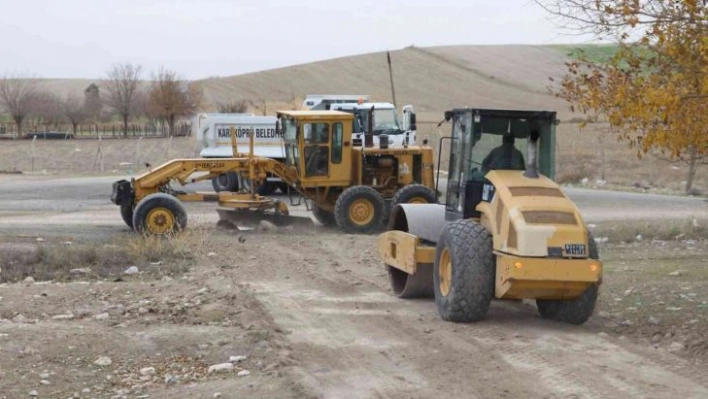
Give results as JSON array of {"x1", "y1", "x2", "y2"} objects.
[
  {"x1": 231, "y1": 233, "x2": 708, "y2": 399},
  {"x1": 237, "y1": 234, "x2": 557, "y2": 398}
]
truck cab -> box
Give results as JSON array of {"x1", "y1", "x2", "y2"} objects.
[{"x1": 303, "y1": 94, "x2": 417, "y2": 148}]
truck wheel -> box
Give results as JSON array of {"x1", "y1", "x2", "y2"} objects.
[
  {"x1": 312, "y1": 204, "x2": 335, "y2": 226},
  {"x1": 334, "y1": 186, "x2": 386, "y2": 234},
  {"x1": 132, "y1": 193, "x2": 188, "y2": 236},
  {"x1": 212, "y1": 172, "x2": 239, "y2": 192},
  {"x1": 536, "y1": 231, "x2": 600, "y2": 325},
  {"x1": 120, "y1": 204, "x2": 134, "y2": 230},
  {"x1": 433, "y1": 220, "x2": 495, "y2": 322},
  {"x1": 391, "y1": 184, "x2": 437, "y2": 207}
]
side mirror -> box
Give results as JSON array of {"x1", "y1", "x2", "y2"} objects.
[
  {"x1": 444, "y1": 110, "x2": 454, "y2": 122},
  {"x1": 409, "y1": 113, "x2": 417, "y2": 131}
]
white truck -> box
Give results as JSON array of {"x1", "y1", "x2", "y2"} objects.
[
  {"x1": 193, "y1": 112, "x2": 287, "y2": 194},
  {"x1": 303, "y1": 94, "x2": 418, "y2": 148}
]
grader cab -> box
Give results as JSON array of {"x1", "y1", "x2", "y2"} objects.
[
  {"x1": 378, "y1": 108, "x2": 603, "y2": 325},
  {"x1": 111, "y1": 109, "x2": 437, "y2": 235}
]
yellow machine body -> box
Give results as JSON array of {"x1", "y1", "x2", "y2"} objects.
[
  {"x1": 112, "y1": 109, "x2": 437, "y2": 234},
  {"x1": 378, "y1": 171, "x2": 602, "y2": 301},
  {"x1": 377, "y1": 108, "x2": 603, "y2": 319}
]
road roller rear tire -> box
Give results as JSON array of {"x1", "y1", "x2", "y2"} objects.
[
  {"x1": 433, "y1": 220, "x2": 495, "y2": 322},
  {"x1": 536, "y1": 230, "x2": 600, "y2": 325}
]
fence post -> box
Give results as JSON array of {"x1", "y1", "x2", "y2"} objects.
[
  {"x1": 92, "y1": 135, "x2": 104, "y2": 172},
  {"x1": 135, "y1": 136, "x2": 143, "y2": 170},
  {"x1": 31, "y1": 135, "x2": 36, "y2": 172}
]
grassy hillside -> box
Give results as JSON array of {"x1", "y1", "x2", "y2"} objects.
[{"x1": 547, "y1": 44, "x2": 621, "y2": 64}]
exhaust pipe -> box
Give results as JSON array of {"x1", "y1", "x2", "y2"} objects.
[
  {"x1": 365, "y1": 106, "x2": 374, "y2": 148},
  {"x1": 523, "y1": 130, "x2": 540, "y2": 179}
]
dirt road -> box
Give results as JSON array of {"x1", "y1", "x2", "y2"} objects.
[{"x1": 1, "y1": 174, "x2": 707, "y2": 398}]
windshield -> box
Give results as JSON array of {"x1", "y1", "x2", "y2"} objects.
[
  {"x1": 357, "y1": 109, "x2": 401, "y2": 135},
  {"x1": 282, "y1": 117, "x2": 297, "y2": 142}
]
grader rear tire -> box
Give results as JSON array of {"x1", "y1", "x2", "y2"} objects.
[
  {"x1": 120, "y1": 204, "x2": 134, "y2": 230},
  {"x1": 312, "y1": 204, "x2": 335, "y2": 226},
  {"x1": 334, "y1": 186, "x2": 386, "y2": 234},
  {"x1": 391, "y1": 184, "x2": 437, "y2": 207},
  {"x1": 132, "y1": 193, "x2": 188, "y2": 236},
  {"x1": 536, "y1": 231, "x2": 600, "y2": 325},
  {"x1": 433, "y1": 220, "x2": 495, "y2": 322}
]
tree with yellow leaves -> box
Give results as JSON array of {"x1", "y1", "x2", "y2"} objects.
[{"x1": 536, "y1": 0, "x2": 708, "y2": 192}]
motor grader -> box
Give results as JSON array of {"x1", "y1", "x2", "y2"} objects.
[
  {"x1": 378, "y1": 108, "x2": 603, "y2": 325},
  {"x1": 110, "y1": 109, "x2": 437, "y2": 235}
]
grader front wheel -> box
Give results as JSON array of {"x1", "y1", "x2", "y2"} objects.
[
  {"x1": 132, "y1": 193, "x2": 188, "y2": 236},
  {"x1": 334, "y1": 186, "x2": 386, "y2": 234},
  {"x1": 433, "y1": 220, "x2": 495, "y2": 322}
]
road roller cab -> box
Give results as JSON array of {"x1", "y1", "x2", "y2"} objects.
[{"x1": 378, "y1": 108, "x2": 603, "y2": 325}]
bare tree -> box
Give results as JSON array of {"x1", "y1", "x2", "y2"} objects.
[
  {"x1": 216, "y1": 99, "x2": 249, "y2": 113},
  {"x1": 62, "y1": 93, "x2": 88, "y2": 134},
  {"x1": 0, "y1": 73, "x2": 40, "y2": 137},
  {"x1": 102, "y1": 63, "x2": 142, "y2": 137},
  {"x1": 32, "y1": 92, "x2": 64, "y2": 130},
  {"x1": 147, "y1": 67, "x2": 202, "y2": 136}
]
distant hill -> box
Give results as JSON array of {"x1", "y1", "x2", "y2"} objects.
[{"x1": 14, "y1": 44, "x2": 619, "y2": 122}]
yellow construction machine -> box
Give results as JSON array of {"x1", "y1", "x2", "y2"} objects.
[
  {"x1": 111, "y1": 109, "x2": 437, "y2": 235},
  {"x1": 378, "y1": 108, "x2": 602, "y2": 325}
]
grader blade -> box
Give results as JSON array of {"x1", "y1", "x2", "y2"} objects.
[{"x1": 216, "y1": 207, "x2": 315, "y2": 230}]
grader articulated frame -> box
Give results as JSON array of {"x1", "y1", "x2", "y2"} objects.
[{"x1": 111, "y1": 110, "x2": 438, "y2": 235}]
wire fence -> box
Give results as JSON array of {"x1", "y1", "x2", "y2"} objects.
[{"x1": 0, "y1": 122, "x2": 192, "y2": 140}]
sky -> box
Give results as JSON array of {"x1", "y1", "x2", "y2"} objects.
[{"x1": 0, "y1": 0, "x2": 597, "y2": 80}]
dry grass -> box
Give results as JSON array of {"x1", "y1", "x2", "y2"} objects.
[
  {"x1": 555, "y1": 123, "x2": 706, "y2": 193},
  {"x1": 0, "y1": 136, "x2": 198, "y2": 175},
  {"x1": 0, "y1": 226, "x2": 212, "y2": 283}
]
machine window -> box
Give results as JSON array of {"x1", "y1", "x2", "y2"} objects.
[
  {"x1": 304, "y1": 145, "x2": 329, "y2": 177},
  {"x1": 332, "y1": 123, "x2": 343, "y2": 164},
  {"x1": 304, "y1": 123, "x2": 329, "y2": 144}
]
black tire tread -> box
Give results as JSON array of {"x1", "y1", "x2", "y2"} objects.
[
  {"x1": 212, "y1": 172, "x2": 239, "y2": 192},
  {"x1": 433, "y1": 220, "x2": 495, "y2": 322},
  {"x1": 132, "y1": 193, "x2": 188, "y2": 235},
  {"x1": 120, "y1": 204, "x2": 134, "y2": 230},
  {"x1": 536, "y1": 230, "x2": 600, "y2": 325},
  {"x1": 391, "y1": 184, "x2": 437, "y2": 207},
  {"x1": 312, "y1": 204, "x2": 335, "y2": 226}
]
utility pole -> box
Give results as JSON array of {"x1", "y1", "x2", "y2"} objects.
[{"x1": 387, "y1": 51, "x2": 397, "y2": 109}]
